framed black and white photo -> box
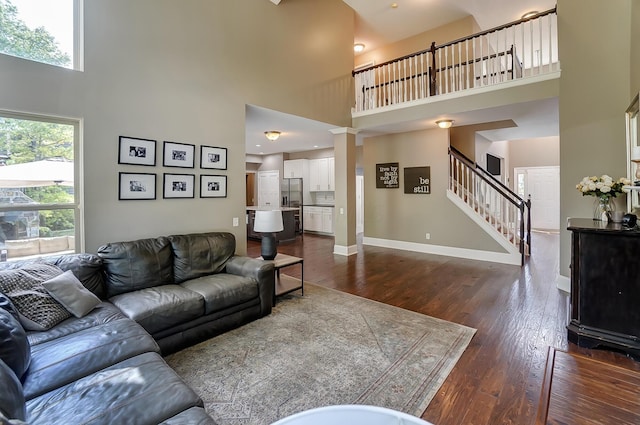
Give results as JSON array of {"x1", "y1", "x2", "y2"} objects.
[
  {"x1": 119, "y1": 172, "x2": 156, "y2": 200},
  {"x1": 118, "y1": 136, "x2": 156, "y2": 166},
  {"x1": 200, "y1": 175, "x2": 227, "y2": 198},
  {"x1": 200, "y1": 146, "x2": 227, "y2": 170},
  {"x1": 163, "y1": 141, "x2": 195, "y2": 168},
  {"x1": 163, "y1": 173, "x2": 195, "y2": 199}
]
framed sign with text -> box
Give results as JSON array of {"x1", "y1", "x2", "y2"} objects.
[
  {"x1": 376, "y1": 162, "x2": 399, "y2": 188},
  {"x1": 404, "y1": 166, "x2": 431, "y2": 194}
]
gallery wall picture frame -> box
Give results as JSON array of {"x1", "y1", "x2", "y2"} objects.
[
  {"x1": 118, "y1": 136, "x2": 156, "y2": 166},
  {"x1": 200, "y1": 175, "x2": 227, "y2": 198},
  {"x1": 163, "y1": 141, "x2": 195, "y2": 168},
  {"x1": 200, "y1": 145, "x2": 227, "y2": 170},
  {"x1": 163, "y1": 173, "x2": 195, "y2": 199},
  {"x1": 119, "y1": 172, "x2": 156, "y2": 200}
]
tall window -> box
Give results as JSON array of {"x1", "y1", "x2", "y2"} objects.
[
  {"x1": 0, "y1": 0, "x2": 82, "y2": 70},
  {"x1": 0, "y1": 112, "x2": 80, "y2": 261}
]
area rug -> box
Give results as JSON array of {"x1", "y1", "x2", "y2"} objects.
[{"x1": 165, "y1": 283, "x2": 476, "y2": 425}]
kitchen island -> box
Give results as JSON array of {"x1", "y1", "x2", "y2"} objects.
[{"x1": 246, "y1": 206, "x2": 299, "y2": 242}]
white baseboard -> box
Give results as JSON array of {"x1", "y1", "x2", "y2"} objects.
[
  {"x1": 362, "y1": 237, "x2": 521, "y2": 266},
  {"x1": 334, "y1": 244, "x2": 358, "y2": 256},
  {"x1": 556, "y1": 274, "x2": 570, "y2": 294}
]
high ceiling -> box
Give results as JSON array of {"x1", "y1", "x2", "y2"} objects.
[{"x1": 247, "y1": 0, "x2": 558, "y2": 156}]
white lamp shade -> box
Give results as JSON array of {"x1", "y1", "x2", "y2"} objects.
[{"x1": 253, "y1": 210, "x2": 284, "y2": 232}]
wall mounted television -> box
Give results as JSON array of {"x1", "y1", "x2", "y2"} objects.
[{"x1": 486, "y1": 153, "x2": 501, "y2": 176}]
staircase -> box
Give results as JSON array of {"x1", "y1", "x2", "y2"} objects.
[{"x1": 448, "y1": 147, "x2": 531, "y2": 265}]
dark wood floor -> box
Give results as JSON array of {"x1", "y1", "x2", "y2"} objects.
[{"x1": 246, "y1": 232, "x2": 640, "y2": 425}]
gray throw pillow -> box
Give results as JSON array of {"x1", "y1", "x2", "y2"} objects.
[
  {"x1": 42, "y1": 270, "x2": 101, "y2": 318},
  {"x1": 0, "y1": 264, "x2": 71, "y2": 331}
]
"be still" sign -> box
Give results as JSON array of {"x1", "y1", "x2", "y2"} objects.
[{"x1": 404, "y1": 166, "x2": 431, "y2": 194}]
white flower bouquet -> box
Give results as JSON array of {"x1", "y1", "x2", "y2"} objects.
[{"x1": 576, "y1": 175, "x2": 630, "y2": 199}]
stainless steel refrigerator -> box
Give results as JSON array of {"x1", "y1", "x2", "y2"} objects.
[{"x1": 281, "y1": 178, "x2": 303, "y2": 234}]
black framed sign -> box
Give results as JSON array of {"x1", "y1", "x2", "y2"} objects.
[
  {"x1": 118, "y1": 136, "x2": 156, "y2": 166},
  {"x1": 376, "y1": 162, "x2": 399, "y2": 188},
  {"x1": 163, "y1": 141, "x2": 195, "y2": 168},
  {"x1": 163, "y1": 173, "x2": 195, "y2": 198},
  {"x1": 404, "y1": 166, "x2": 431, "y2": 194},
  {"x1": 200, "y1": 146, "x2": 227, "y2": 170},
  {"x1": 119, "y1": 172, "x2": 156, "y2": 200}
]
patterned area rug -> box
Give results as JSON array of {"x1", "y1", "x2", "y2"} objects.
[{"x1": 165, "y1": 283, "x2": 475, "y2": 425}]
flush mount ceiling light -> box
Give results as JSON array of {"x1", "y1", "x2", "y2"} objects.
[
  {"x1": 436, "y1": 120, "x2": 454, "y2": 129},
  {"x1": 354, "y1": 43, "x2": 365, "y2": 53},
  {"x1": 521, "y1": 11, "x2": 538, "y2": 19},
  {"x1": 264, "y1": 131, "x2": 281, "y2": 141}
]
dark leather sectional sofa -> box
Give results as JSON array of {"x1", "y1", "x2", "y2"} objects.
[{"x1": 0, "y1": 232, "x2": 275, "y2": 425}]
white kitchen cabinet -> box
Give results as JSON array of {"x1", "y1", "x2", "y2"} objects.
[
  {"x1": 283, "y1": 159, "x2": 308, "y2": 179},
  {"x1": 303, "y1": 207, "x2": 323, "y2": 232},
  {"x1": 304, "y1": 206, "x2": 333, "y2": 234},
  {"x1": 308, "y1": 158, "x2": 334, "y2": 192},
  {"x1": 322, "y1": 207, "x2": 334, "y2": 233}
]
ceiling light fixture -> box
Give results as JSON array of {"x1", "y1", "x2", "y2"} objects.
[
  {"x1": 264, "y1": 131, "x2": 281, "y2": 141},
  {"x1": 391, "y1": 3, "x2": 398, "y2": 9},
  {"x1": 436, "y1": 119, "x2": 454, "y2": 129},
  {"x1": 354, "y1": 43, "x2": 365, "y2": 53},
  {"x1": 521, "y1": 11, "x2": 538, "y2": 19}
]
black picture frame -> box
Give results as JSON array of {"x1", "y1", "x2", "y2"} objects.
[
  {"x1": 118, "y1": 172, "x2": 156, "y2": 200},
  {"x1": 200, "y1": 175, "x2": 227, "y2": 198},
  {"x1": 118, "y1": 136, "x2": 156, "y2": 166},
  {"x1": 163, "y1": 173, "x2": 195, "y2": 199},
  {"x1": 200, "y1": 145, "x2": 227, "y2": 170},
  {"x1": 163, "y1": 141, "x2": 195, "y2": 168}
]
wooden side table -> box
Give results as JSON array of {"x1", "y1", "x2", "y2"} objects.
[{"x1": 259, "y1": 253, "x2": 304, "y2": 305}]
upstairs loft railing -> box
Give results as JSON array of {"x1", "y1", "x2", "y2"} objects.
[
  {"x1": 448, "y1": 146, "x2": 531, "y2": 265},
  {"x1": 353, "y1": 8, "x2": 558, "y2": 113}
]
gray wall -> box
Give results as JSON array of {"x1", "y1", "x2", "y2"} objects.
[
  {"x1": 558, "y1": 0, "x2": 632, "y2": 275},
  {"x1": 363, "y1": 128, "x2": 505, "y2": 252},
  {"x1": 0, "y1": 0, "x2": 354, "y2": 253}
]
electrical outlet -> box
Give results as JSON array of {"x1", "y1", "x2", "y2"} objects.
[
  {"x1": 340, "y1": 208, "x2": 344, "y2": 215},
  {"x1": 425, "y1": 233, "x2": 431, "y2": 240},
  {"x1": 233, "y1": 217, "x2": 239, "y2": 227}
]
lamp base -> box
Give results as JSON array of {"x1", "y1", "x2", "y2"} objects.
[{"x1": 260, "y1": 233, "x2": 278, "y2": 260}]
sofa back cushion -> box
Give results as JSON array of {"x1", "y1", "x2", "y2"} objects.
[
  {"x1": 168, "y1": 232, "x2": 236, "y2": 284},
  {"x1": 98, "y1": 237, "x2": 173, "y2": 298},
  {"x1": 0, "y1": 253, "x2": 106, "y2": 299},
  {"x1": 0, "y1": 295, "x2": 30, "y2": 380}
]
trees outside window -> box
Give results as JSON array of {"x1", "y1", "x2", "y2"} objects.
[
  {"x1": 0, "y1": 0, "x2": 76, "y2": 69},
  {"x1": 0, "y1": 114, "x2": 78, "y2": 259}
]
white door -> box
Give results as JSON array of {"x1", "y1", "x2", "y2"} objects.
[
  {"x1": 356, "y1": 175, "x2": 364, "y2": 234},
  {"x1": 514, "y1": 166, "x2": 560, "y2": 230},
  {"x1": 257, "y1": 170, "x2": 280, "y2": 208}
]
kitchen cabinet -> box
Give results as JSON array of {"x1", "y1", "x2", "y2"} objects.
[
  {"x1": 283, "y1": 159, "x2": 308, "y2": 179},
  {"x1": 322, "y1": 208, "x2": 333, "y2": 233},
  {"x1": 308, "y1": 158, "x2": 334, "y2": 192},
  {"x1": 303, "y1": 206, "x2": 333, "y2": 234}
]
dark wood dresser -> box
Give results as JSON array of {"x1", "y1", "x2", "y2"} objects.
[{"x1": 567, "y1": 218, "x2": 640, "y2": 358}]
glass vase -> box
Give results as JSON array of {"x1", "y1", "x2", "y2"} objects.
[{"x1": 593, "y1": 196, "x2": 615, "y2": 221}]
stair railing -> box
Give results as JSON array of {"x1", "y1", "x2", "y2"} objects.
[
  {"x1": 353, "y1": 7, "x2": 558, "y2": 113},
  {"x1": 448, "y1": 147, "x2": 531, "y2": 264}
]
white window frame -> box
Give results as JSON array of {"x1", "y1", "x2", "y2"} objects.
[{"x1": 0, "y1": 109, "x2": 84, "y2": 253}]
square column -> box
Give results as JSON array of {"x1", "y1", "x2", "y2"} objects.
[{"x1": 331, "y1": 127, "x2": 358, "y2": 256}]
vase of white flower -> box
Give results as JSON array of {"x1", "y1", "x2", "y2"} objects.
[
  {"x1": 593, "y1": 195, "x2": 615, "y2": 221},
  {"x1": 576, "y1": 175, "x2": 631, "y2": 221}
]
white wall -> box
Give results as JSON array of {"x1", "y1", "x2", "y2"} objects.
[{"x1": 0, "y1": 0, "x2": 354, "y2": 253}]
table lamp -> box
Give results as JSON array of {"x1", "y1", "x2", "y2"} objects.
[{"x1": 253, "y1": 210, "x2": 284, "y2": 260}]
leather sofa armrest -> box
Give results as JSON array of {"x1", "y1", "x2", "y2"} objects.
[{"x1": 225, "y1": 256, "x2": 274, "y2": 316}]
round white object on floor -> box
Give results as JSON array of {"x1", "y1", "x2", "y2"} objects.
[{"x1": 270, "y1": 405, "x2": 435, "y2": 425}]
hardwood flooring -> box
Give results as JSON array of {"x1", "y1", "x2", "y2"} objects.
[{"x1": 246, "y1": 232, "x2": 640, "y2": 425}]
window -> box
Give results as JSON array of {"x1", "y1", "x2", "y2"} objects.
[
  {"x1": 0, "y1": 112, "x2": 80, "y2": 261},
  {"x1": 0, "y1": 0, "x2": 82, "y2": 70}
]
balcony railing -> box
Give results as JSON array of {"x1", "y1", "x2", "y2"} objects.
[{"x1": 353, "y1": 8, "x2": 558, "y2": 113}]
